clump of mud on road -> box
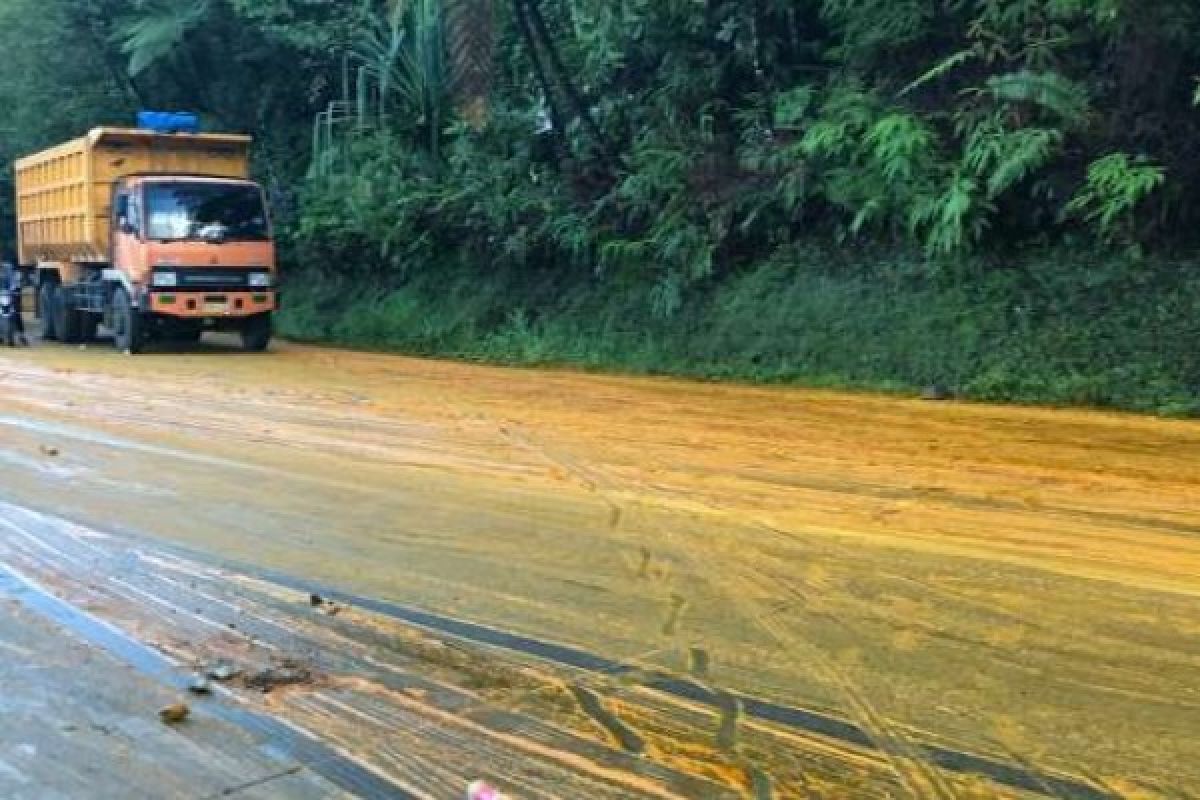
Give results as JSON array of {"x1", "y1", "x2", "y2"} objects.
[{"x1": 241, "y1": 657, "x2": 317, "y2": 693}]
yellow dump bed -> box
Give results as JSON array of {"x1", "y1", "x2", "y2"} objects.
[{"x1": 15, "y1": 128, "x2": 251, "y2": 265}]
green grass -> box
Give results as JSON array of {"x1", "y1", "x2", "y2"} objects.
[{"x1": 277, "y1": 247, "x2": 1200, "y2": 417}]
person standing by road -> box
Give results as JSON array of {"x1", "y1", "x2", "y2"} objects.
[{"x1": 3, "y1": 259, "x2": 29, "y2": 346}]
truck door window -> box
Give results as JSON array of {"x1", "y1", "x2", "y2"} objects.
[
  {"x1": 127, "y1": 192, "x2": 143, "y2": 236},
  {"x1": 114, "y1": 192, "x2": 130, "y2": 231}
]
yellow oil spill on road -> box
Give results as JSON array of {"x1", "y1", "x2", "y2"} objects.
[{"x1": 1, "y1": 339, "x2": 1198, "y2": 796}]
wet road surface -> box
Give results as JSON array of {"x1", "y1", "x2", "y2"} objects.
[
  {"x1": 0, "y1": 336, "x2": 1198, "y2": 798},
  {"x1": 0, "y1": 569, "x2": 350, "y2": 799}
]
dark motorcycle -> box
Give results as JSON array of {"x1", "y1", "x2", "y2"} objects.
[
  {"x1": 0, "y1": 286, "x2": 16, "y2": 347},
  {"x1": 0, "y1": 285, "x2": 26, "y2": 347}
]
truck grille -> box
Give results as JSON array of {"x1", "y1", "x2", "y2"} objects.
[{"x1": 156, "y1": 269, "x2": 265, "y2": 291}]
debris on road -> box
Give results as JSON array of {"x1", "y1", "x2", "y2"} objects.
[
  {"x1": 39, "y1": 444, "x2": 59, "y2": 457},
  {"x1": 158, "y1": 702, "x2": 190, "y2": 724},
  {"x1": 205, "y1": 661, "x2": 242, "y2": 682},
  {"x1": 467, "y1": 780, "x2": 510, "y2": 800},
  {"x1": 187, "y1": 674, "x2": 212, "y2": 695},
  {"x1": 244, "y1": 658, "x2": 313, "y2": 693},
  {"x1": 308, "y1": 592, "x2": 342, "y2": 616}
]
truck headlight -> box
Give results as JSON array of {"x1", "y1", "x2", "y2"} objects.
[
  {"x1": 152, "y1": 271, "x2": 178, "y2": 288},
  {"x1": 248, "y1": 272, "x2": 273, "y2": 288}
]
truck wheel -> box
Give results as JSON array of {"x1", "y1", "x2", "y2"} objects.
[
  {"x1": 240, "y1": 313, "x2": 272, "y2": 353},
  {"x1": 39, "y1": 283, "x2": 58, "y2": 341},
  {"x1": 53, "y1": 286, "x2": 81, "y2": 344},
  {"x1": 113, "y1": 287, "x2": 143, "y2": 354}
]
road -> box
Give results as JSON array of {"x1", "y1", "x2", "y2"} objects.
[
  {"x1": 0, "y1": 578, "x2": 353, "y2": 800},
  {"x1": 0, "y1": 337, "x2": 1197, "y2": 799}
]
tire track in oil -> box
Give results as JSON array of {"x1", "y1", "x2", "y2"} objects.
[
  {"x1": 0, "y1": 505, "x2": 738, "y2": 800},
  {"x1": 277, "y1": 397, "x2": 1117, "y2": 800},
  {"x1": 492, "y1": 421, "x2": 966, "y2": 798},
  {"x1": 0, "y1": 498, "x2": 1117, "y2": 797}
]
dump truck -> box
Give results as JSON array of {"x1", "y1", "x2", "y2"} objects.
[{"x1": 15, "y1": 119, "x2": 276, "y2": 353}]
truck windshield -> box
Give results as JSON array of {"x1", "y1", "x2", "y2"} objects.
[{"x1": 144, "y1": 182, "x2": 269, "y2": 242}]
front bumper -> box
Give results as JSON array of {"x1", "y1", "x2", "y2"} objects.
[{"x1": 147, "y1": 290, "x2": 276, "y2": 319}]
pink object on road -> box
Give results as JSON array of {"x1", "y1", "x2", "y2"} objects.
[{"x1": 467, "y1": 780, "x2": 508, "y2": 800}]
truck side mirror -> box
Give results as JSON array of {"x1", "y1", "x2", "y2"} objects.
[{"x1": 118, "y1": 217, "x2": 136, "y2": 236}]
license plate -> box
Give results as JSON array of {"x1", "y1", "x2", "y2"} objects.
[{"x1": 204, "y1": 301, "x2": 227, "y2": 314}]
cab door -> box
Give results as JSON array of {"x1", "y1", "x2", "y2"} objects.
[{"x1": 110, "y1": 182, "x2": 145, "y2": 288}]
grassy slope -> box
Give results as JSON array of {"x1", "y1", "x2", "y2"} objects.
[{"x1": 278, "y1": 248, "x2": 1200, "y2": 417}]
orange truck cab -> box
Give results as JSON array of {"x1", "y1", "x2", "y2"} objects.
[{"x1": 15, "y1": 118, "x2": 278, "y2": 353}]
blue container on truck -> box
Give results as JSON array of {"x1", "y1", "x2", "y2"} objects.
[{"x1": 136, "y1": 111, "x2": 201, "y2": 135}]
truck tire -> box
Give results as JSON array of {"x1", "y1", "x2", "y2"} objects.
[
  {"x1": 54, "y1": 286, "x2": 82, "y2": 344},
  {"x1": 39, "y1": 283, "x2": 58, "y2": 341},
  {"x1": 112, "y1": 287, "x2": 143, "y2": 354},
  {"x1": 240, "y1": 313, "x2": 272, "y2": 353}
]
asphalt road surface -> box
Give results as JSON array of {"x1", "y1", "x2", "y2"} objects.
[{"x1": 0, "y1": 335, "x2": 1197, "y2": 799}]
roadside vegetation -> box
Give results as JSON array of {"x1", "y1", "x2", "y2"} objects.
[{"x1": 0, "y1": 1, "x2": 1198, "y2": 413}]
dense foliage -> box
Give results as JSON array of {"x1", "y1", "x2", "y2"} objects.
[{"x1": 0, "y1": 0, "x2": 1197, "y2": 411}]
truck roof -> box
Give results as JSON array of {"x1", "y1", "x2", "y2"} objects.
[
  {"x1": 125, "y1": 174, "x2": 259, "y2": 186},
  {"x1": 14, "y1": 127, "x2": 252, "y2": 170}
]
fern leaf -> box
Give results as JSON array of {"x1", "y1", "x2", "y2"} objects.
[
  {"x1": 962, "y1": 123, "x2": 1063, "y2": 199},
  {"x1": 1063, "y1": 153, "x2": 1165, "y2": 239},
  {"x1": 443, "y1": 0, "x2": 495, "y2": 129},
  {"x1": 900, "y1": 49, "x2": 978, "y2": 97},
  {"x1": 986, "y1": 70, "x2": 1089, "y2": 128},
  {"x1": 774, "y1": 86, "x2": 816, "y2": 129},
  {"x1": 864, "y1": 112, "x2": 934, "y2": 183},
  {"x1": 115, "y1": 0, "x2": 211, "y2": 76}
]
